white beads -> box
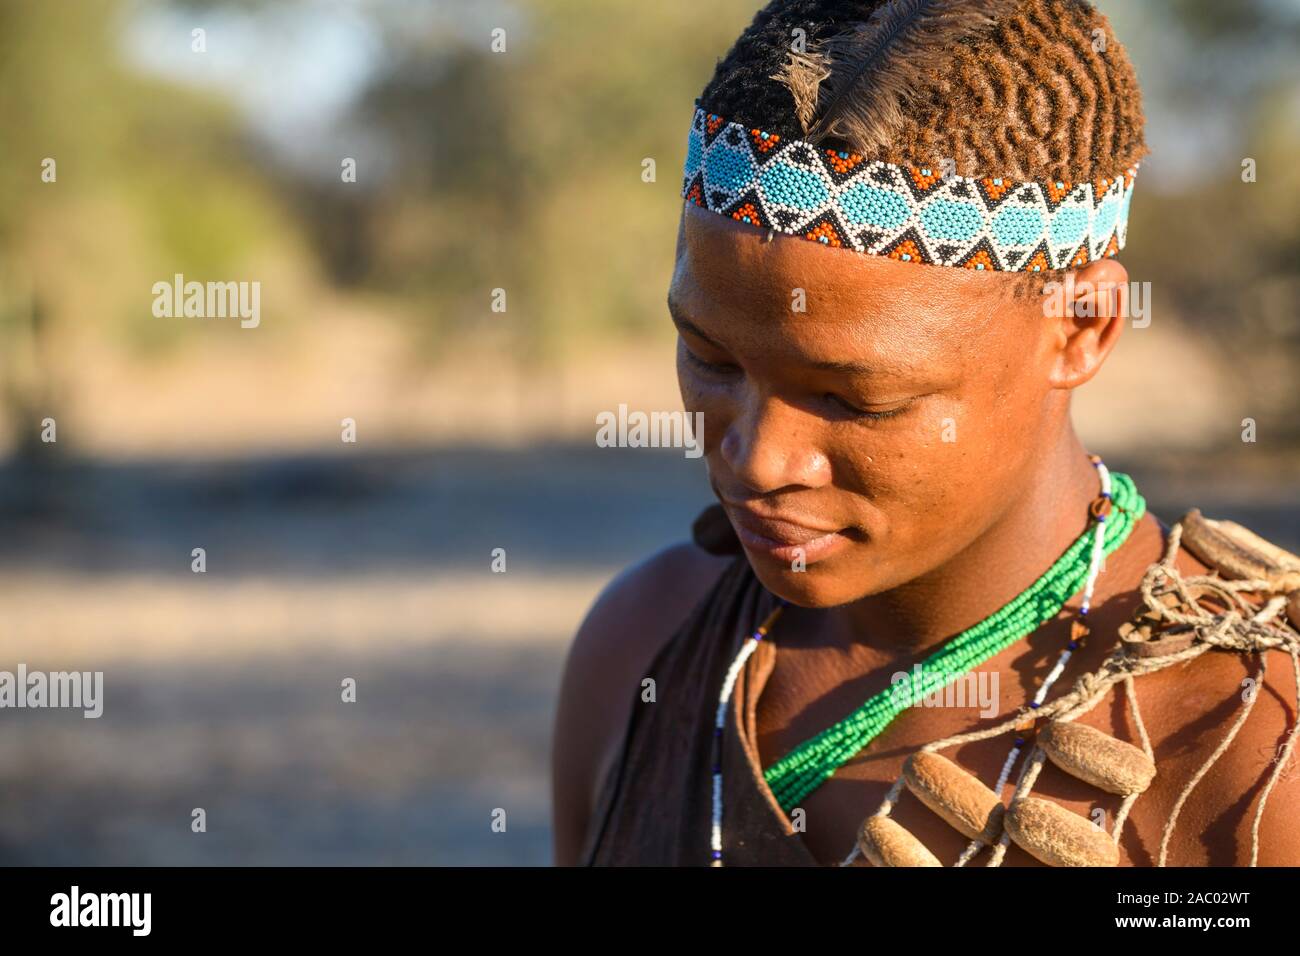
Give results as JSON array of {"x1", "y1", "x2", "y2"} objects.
[
  {"x1": 711, "y1": 634, "x2": 762, "y2": 863},
  {"x1": 955, "y1": 456, "x2": 1116, "y2": 866},
  {"x1": 708, "y1": 456, "x2": 1120, "y2": 867}
]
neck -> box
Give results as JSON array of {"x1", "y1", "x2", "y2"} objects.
[{"x1": 829, "y1": 428, "x2": 1103, "y2": 653}]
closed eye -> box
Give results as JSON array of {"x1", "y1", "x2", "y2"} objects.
[
  {"x1": 681, "y1": 346, "x2": 740, "y2": 378},
  {"x1": 824, "y1": 393, "x2": 913, "y2": 422}
]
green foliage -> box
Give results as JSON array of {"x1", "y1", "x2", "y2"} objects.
[
  {"x1": 320, "y1": 0, "x2": 763, "y2": 360},
  {"x1": 0, "y1": 0, "x2": 301, "y2": 359},
  {"x1": 2, "y1": 0, "x2": 1299, "y2": 441}
]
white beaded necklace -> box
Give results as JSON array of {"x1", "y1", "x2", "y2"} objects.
[{"x1": 710, "y1": 459, "x2": 1118, "y2": 868}]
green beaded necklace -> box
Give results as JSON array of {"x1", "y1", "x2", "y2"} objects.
[{"x1": 762, "y1": 471, "x2": 1145, "y2": 812}]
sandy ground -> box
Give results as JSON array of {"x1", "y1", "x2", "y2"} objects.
[
  {"x1": 0, "y1": 441, "x2": 1296, "y2": 865},
  {"x1": 0, "y1": 444, "x2": 711, "y2": 865},
  {"x1": 0, "y1": 0, "x2": 1292, "y2": 865}
]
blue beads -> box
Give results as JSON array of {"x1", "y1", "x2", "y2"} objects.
[
  {"x1": 992, "y1": 206, "x2": 1044, "y2": 247},
  {"x1": 1049, "y1": 205, "x2": 1089, "y2": 248},
  {"x1": 839, "y1": 183, "x2": 910, "y2": 229},
  {"x1": 682, "y1": 106, "x2": 1139, "y2": 272},
  {"x1": 704, "y1": 142, "x2": 754, "y2": 195},
  {"x1": 920, "y1": 198, "x2": 983, "y2": 242},
  {"x1": 759, "y1": 160, "x2": 829, "y2": 210},
  {"x1": 685, "y1": 128, "x2": 704, "y2": 179}
]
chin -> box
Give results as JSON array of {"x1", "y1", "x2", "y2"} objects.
[{"x1": 742, "y1": 547, "x2": 880, "y2": 608}]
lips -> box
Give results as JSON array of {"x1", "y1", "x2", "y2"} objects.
[
  {"x1": 726, "y1": 507, "x2": 839, "y2": 545},
  {"x1": 721, "y1": 502, "x2": 854, "y2": 565}
]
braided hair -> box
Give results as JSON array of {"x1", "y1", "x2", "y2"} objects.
[{"x1": 695, "y1": 0, "x2": 1147, "y2": 292}]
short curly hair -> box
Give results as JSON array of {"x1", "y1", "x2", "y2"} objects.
[
  {"x1": 696, "y1": 0, "x2": 1147, "y2": 294},
  {"x1": 699, "y1": 0, "x2": 1146, "y2": 180}
]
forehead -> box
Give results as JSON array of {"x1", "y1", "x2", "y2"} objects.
[{"x1": 671, "y1": 204, "x2": 1011, "y2": 358}]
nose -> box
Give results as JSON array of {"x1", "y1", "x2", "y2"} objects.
[{"x1": 719, "y1": 395, "x2": 831, "y2": 495}]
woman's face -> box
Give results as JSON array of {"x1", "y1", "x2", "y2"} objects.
[{"x1": 670, "y1": 203, "x2": 1072, "y2": 608}]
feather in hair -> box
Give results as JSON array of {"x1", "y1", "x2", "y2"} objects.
[
  {"x1": 770, "y1": 48, "x2": 833, "y2": 135},
  {"x1": 775, "y1": 0, "x2": 1020, "y2": 152}
]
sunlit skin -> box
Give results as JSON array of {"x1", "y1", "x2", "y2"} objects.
[
  {"x1": 550, "y1": 202, "x2": 1300, "y2": 868},
  {"x1": 654, "y1": 203, "x2": 1298, "y2": 867},
  {"x1": 671, "y1": 201, "x2": 1127, "y2": 632}
]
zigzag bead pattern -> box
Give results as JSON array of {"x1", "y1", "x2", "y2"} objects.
[{"x1": 681, "y1": 106, "x2": 1139, "y2": 273}]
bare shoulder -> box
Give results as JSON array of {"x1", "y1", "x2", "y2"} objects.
[
  {"x1": 1135, "y1": 639, "x2": 1300, "y2": 866},
  {"x1": 1188, "y1": 643, "x2": 1300, "y2": 866},
  {"x1": 1117, "y1": 511, "x2": 1300, "y2": 865},
  {"x1": 550, "y1": 539, "x2": 735, "y2": 865}
]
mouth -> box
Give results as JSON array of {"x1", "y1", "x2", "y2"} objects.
[{"x1": 722, "y1": 502, "x2": 855, "y2": 565}]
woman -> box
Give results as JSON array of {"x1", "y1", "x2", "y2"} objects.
[{"x1": 552, "y1": 0, "x2": 1300, "y2": 867}]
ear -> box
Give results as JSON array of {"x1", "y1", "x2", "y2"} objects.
[{"x1": 1044, "y1": 257, "x2": 1129, "y2": 390}]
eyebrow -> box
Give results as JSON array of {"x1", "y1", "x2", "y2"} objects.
[
  {"x1": 667, "y1": 293, "x2": 725, "y2": 350},
  {"x1": 667, "y1": 292, "x2": 878, "y2": 376}
]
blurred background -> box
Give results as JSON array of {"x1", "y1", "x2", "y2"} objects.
[{"x1": 0, "y1": 0, "x2": 1297, "y2": 864}]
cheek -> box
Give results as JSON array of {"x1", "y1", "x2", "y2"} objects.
[
  {"x1": 885, "y1": 383, "x2": 1041, "y2": 534},
  {"x1": 677, "y1": 367, "x2": 734, "y2": 454},
  {"x1": 828, "y1": 394, "x2": 1013, "y2": 532}
]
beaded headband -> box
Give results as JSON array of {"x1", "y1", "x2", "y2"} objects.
[{"x1": 681, "y1": 106, "x2": 1139, "y2": 273}]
